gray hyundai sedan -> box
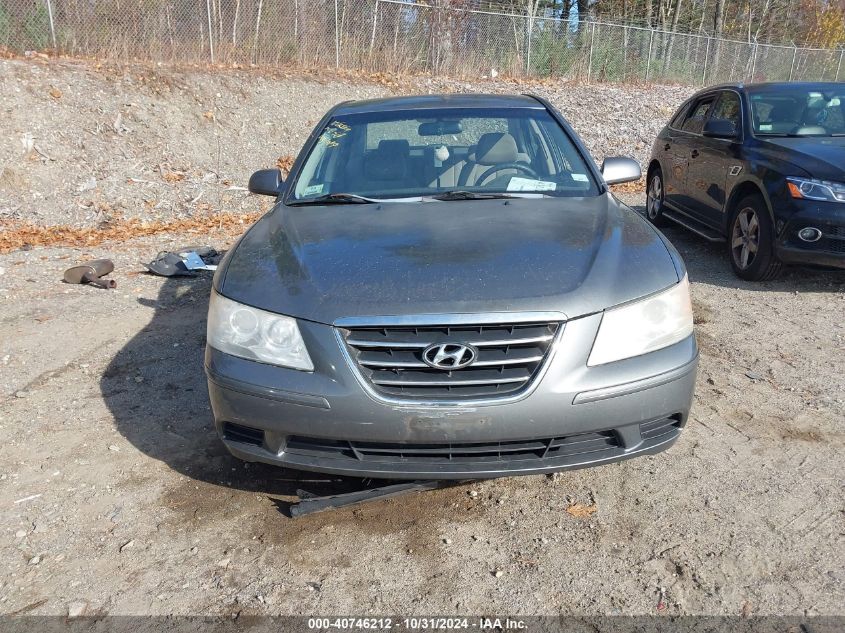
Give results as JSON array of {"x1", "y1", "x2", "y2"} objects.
[{"x1": 205, "y1": 94, "x2": 697, "y2": 479}]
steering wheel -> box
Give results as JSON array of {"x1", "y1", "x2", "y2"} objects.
[{"x1": 476, "y1": 162, "x2": 538, "y2": 186}]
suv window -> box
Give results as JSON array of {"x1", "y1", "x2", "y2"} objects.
[
  {"x1": 669, "y1": 102, "x2": 690, "y2": 129},
  {"x1": 711, "y1": 91, "x2": 741, "y2": 128},
  {"x1": 681, "y1": 97, "x2": 715, "y2": 134}
]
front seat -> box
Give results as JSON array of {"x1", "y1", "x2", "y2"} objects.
[
  {"x1": 458, "y1": 132, "x2": 525, "y2": 187},
  {"x1": 362, "y1": 139, "x2": 411, "y2": 193}
]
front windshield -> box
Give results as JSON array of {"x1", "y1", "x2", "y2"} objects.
[
  {"x1": 750, "y1": 88, "x2": 845, "y2": 136},
  {"x1": 289, "y1": 107, "x2": 599, "y2": 201}
]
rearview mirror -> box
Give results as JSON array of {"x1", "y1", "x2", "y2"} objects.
[
  {"x1": 418, "y1": 121, "x2": 463, "y2": 136},
  {"x1": 601, "y1": 157, "x2": 641, "y2": 185},
  {"x1": 248, "y1": 168, "x2": 283, "y2": 196},
  {"x1": 703, "y1": 118, "x2": 738, "y2": 138}
]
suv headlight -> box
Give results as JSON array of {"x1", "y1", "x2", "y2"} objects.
[
  {"x1": 207, "y1": 292, "x2": 314, "y2": 371},
  {"x1": 786, "y1": 177, "x2": 845, "y2": 202},
  {"x1": 588, "y1": 276, "x2": 694, "y2": 366}
]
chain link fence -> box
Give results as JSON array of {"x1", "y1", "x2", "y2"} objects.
[{"x1": 1, "y1": 0, "x2": 843, "y2": 85}]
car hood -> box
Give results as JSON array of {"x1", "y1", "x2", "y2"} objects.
[
  {"x1": 217, "y1": 194, "x2": 680, "y2": 324},
  {"x1": 760, "y1": 136, "x2": 845, "y2": 181}
]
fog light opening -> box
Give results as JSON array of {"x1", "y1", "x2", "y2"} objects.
[{"x1": 798, "y1": 227, "x2": 822, "y2": 242}]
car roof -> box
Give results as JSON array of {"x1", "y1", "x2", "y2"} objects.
[
  {"x1": 332, "y1": 93, "x2": 545, "y2": 116},
  {"x1": 690, "y1": 81, "x2": 845, "y2": 98}
]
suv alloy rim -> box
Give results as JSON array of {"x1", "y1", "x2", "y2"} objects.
[
  {"x1": 647, "y1": 175, "x2": 662, "y2": 219},
  {"x1": 731, "y1": 207, "x2": 759, "y2": 270}
]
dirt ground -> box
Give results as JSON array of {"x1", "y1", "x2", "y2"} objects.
[
  {"x1": 1, "y1": 197, "x2": 843, "y2": 617},
  {"x1": 1, "y1": 59, "x2": 844, "y2": 617}
]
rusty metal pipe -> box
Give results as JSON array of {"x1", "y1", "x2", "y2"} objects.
[{"x1": 63, "y1": 259, "x2": 117, "y2": 289}]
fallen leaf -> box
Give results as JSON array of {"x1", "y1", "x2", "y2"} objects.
[
  {"x1": 276, "y1": 155, "x2": 295, "y2": 176},
  {"x1": 49, "y1": 87, "x2": 63, "y2": 99},
  {"x1": 565, "y1": 502, "x2": 598, "y2": 518}
]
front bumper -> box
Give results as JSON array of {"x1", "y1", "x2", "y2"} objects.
[
  {"x1": 205, "y1": 313, "x2": 698, "y2": 480},
  {"x1": 775, "y1": 199, "x2": 845, "y2": 269}
]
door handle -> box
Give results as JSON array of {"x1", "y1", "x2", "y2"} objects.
[
  {"x1": 691, "y1": 149, "x2": 700, "y2": 158},
  {"x1": 664, "y1": 143, "x2": 671, "y2": 151}
]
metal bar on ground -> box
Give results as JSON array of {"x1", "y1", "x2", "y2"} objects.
[{"x1": 288, "y1": 480, "x2": 470, "y2": 517}]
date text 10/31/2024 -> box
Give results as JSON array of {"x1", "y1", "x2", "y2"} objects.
[{"x1": 307, "y1": 618, "x2": 528, "y2": 630}]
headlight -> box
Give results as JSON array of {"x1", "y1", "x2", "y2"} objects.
[
  {"x1": 207, "y1": 292, "x2": 314, "y2": 371},
  {"x1": 588, "y1": 276, "x2": 694, "y2": 366},
  {"x1": 786, "y1": 177, "x2": 845, "y2": 202}
]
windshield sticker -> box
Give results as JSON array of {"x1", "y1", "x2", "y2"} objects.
[
  {"x1": 507, "y1": 177, "x2": 557, "y2": 192},
  {"x1": 571, "y1": 173, "x2": 589, "y2": 182},
  {"x1": 759, "y1": 123, "x2": 773, "y2": 131},
  {"x1": 303, "y1": 184, "x2": 324, "y2": 196},
  {"x1": 317, "y1": 120, "x2": 351, "y2": 148}
]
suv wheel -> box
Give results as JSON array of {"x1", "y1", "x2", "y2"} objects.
[
  {"x1": 728, "y1": 195, "x2": 782, "y2": 281},
  {"x1": 646, "y1": 168, "x2": 667, "y2": 226}
]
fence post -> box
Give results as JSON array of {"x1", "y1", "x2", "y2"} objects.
[
  {"x1": 526, "y1": 11, "x2": 533, "y2": 75},
  {"x1": 44, "y1": 0, "x2": 57, "y2": 49},
  {"x1": 702, "y1": 37, "x2": 710, "y2": 86},
  {"x1": 836, "y1": 50, "x2": 843, "y2": 81},
  {"x1": 206, "y1": 0, "x2": 216, "y2": 63},
  {"x1": 252, "y1": 0, "x2": 263, "y2": 63},
  {"x1": 587, "y1": 22, "x2": 596, "y2": 82},
  {"x1": 370, "y1": 0, "x2": 379, "y2": 54},
  {"x1": 645, "y1": 28, "x2": 654, "y2": 82},
  {"x1": 335, "y1": 0, "x2": 340, "y2": 68},
  {"x1": 749, "y1": 41, "x2": 758, "y2": 80},
  {"x1": 789, "y1": 46, "x2": 797, "y2": 81}
]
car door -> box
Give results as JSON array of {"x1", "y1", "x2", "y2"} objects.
[
  {"x1": 684, "y1": 90, "x2": 743, "y2": 227},
  {"x1": 664, "y1": 94, "x2": 716, "y2": 213}
]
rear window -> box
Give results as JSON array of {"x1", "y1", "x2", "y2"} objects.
[{"x1": 680, "y1": 97, "x2": 715, "y2": 134}]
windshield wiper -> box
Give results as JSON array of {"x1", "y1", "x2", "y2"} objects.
[
  {"x1": 289, "y1": 193, "x2": 380, "y2": 206},
  {"x1": 429, "y1": 190, "x2": 515, "y2": 201}
]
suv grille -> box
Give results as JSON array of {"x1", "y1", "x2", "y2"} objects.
[{"x1": 341, "y1": 322, "x2": 560, "y2": 401}]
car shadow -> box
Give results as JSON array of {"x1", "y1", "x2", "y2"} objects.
[
  {"x1": 99, "y1": 272, "x2": 380, "y2": 516},
  {"x1": 627, "y1": 202, "x2": 845, "y2": 292}
]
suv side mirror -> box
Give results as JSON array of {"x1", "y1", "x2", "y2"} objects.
[
  {"x1": 703, "y1": 118, "x2": 738, "y2": 138},
  {"x1": 248, "y1": 168, "x2": 284, "y2": 196},
  {"x1": 601, "y1": 157, "x2": 641, "y2": 185}
]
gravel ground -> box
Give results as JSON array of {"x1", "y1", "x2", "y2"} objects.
[
  {"x1": 1, "y1": 59, "x2": 843, "y2": 618},
  {"x1": 1, "y1": 198, "x2": 843, "y2": 617},
  {"x1": 1, "y1": 59, "x2": 690, "y2": 228}
]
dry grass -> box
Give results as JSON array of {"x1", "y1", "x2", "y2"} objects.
[
  {"x1": 609, "y1": 176, "x2": 646, "y2": 194},
  {"x1": 0, "y1": 212, "x2": 263, "y2": 253}
]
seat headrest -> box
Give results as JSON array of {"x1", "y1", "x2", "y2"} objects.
[
  {"x1": 474, "y1": 133, "x2": 518, "y2": 165},
  {"x1": 769, "y1": 104, "x2": 796, "y2": 122},
  {"x1": 377, "y1": 139, "x2": 410, "y2": 156},
  {"x1": 364, "y1": 139, "x2": 410, "y2": 181}
]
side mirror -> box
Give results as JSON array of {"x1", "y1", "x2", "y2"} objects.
[
  {"x1": 703, "y1": 118, "x2": 738, "y2": 138},
  {"x1": 601, "y1": 157, "x2": 641, "y2": 186},
  {"x1": 248, "y1": 168, "x2": 283, "y2": 196}
]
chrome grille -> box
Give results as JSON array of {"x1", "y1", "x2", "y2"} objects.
[{"x1": 341, "y1": 322, "x2": 560, "y2": 401}]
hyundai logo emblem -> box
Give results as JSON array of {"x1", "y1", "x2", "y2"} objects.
[{"x1": 422, "y1": 343, "x2": 477, "y2": 370}]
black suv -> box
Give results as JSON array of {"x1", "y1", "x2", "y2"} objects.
[{"x1": 647, "y1": 82, "x2": 845, "y2": 281}]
